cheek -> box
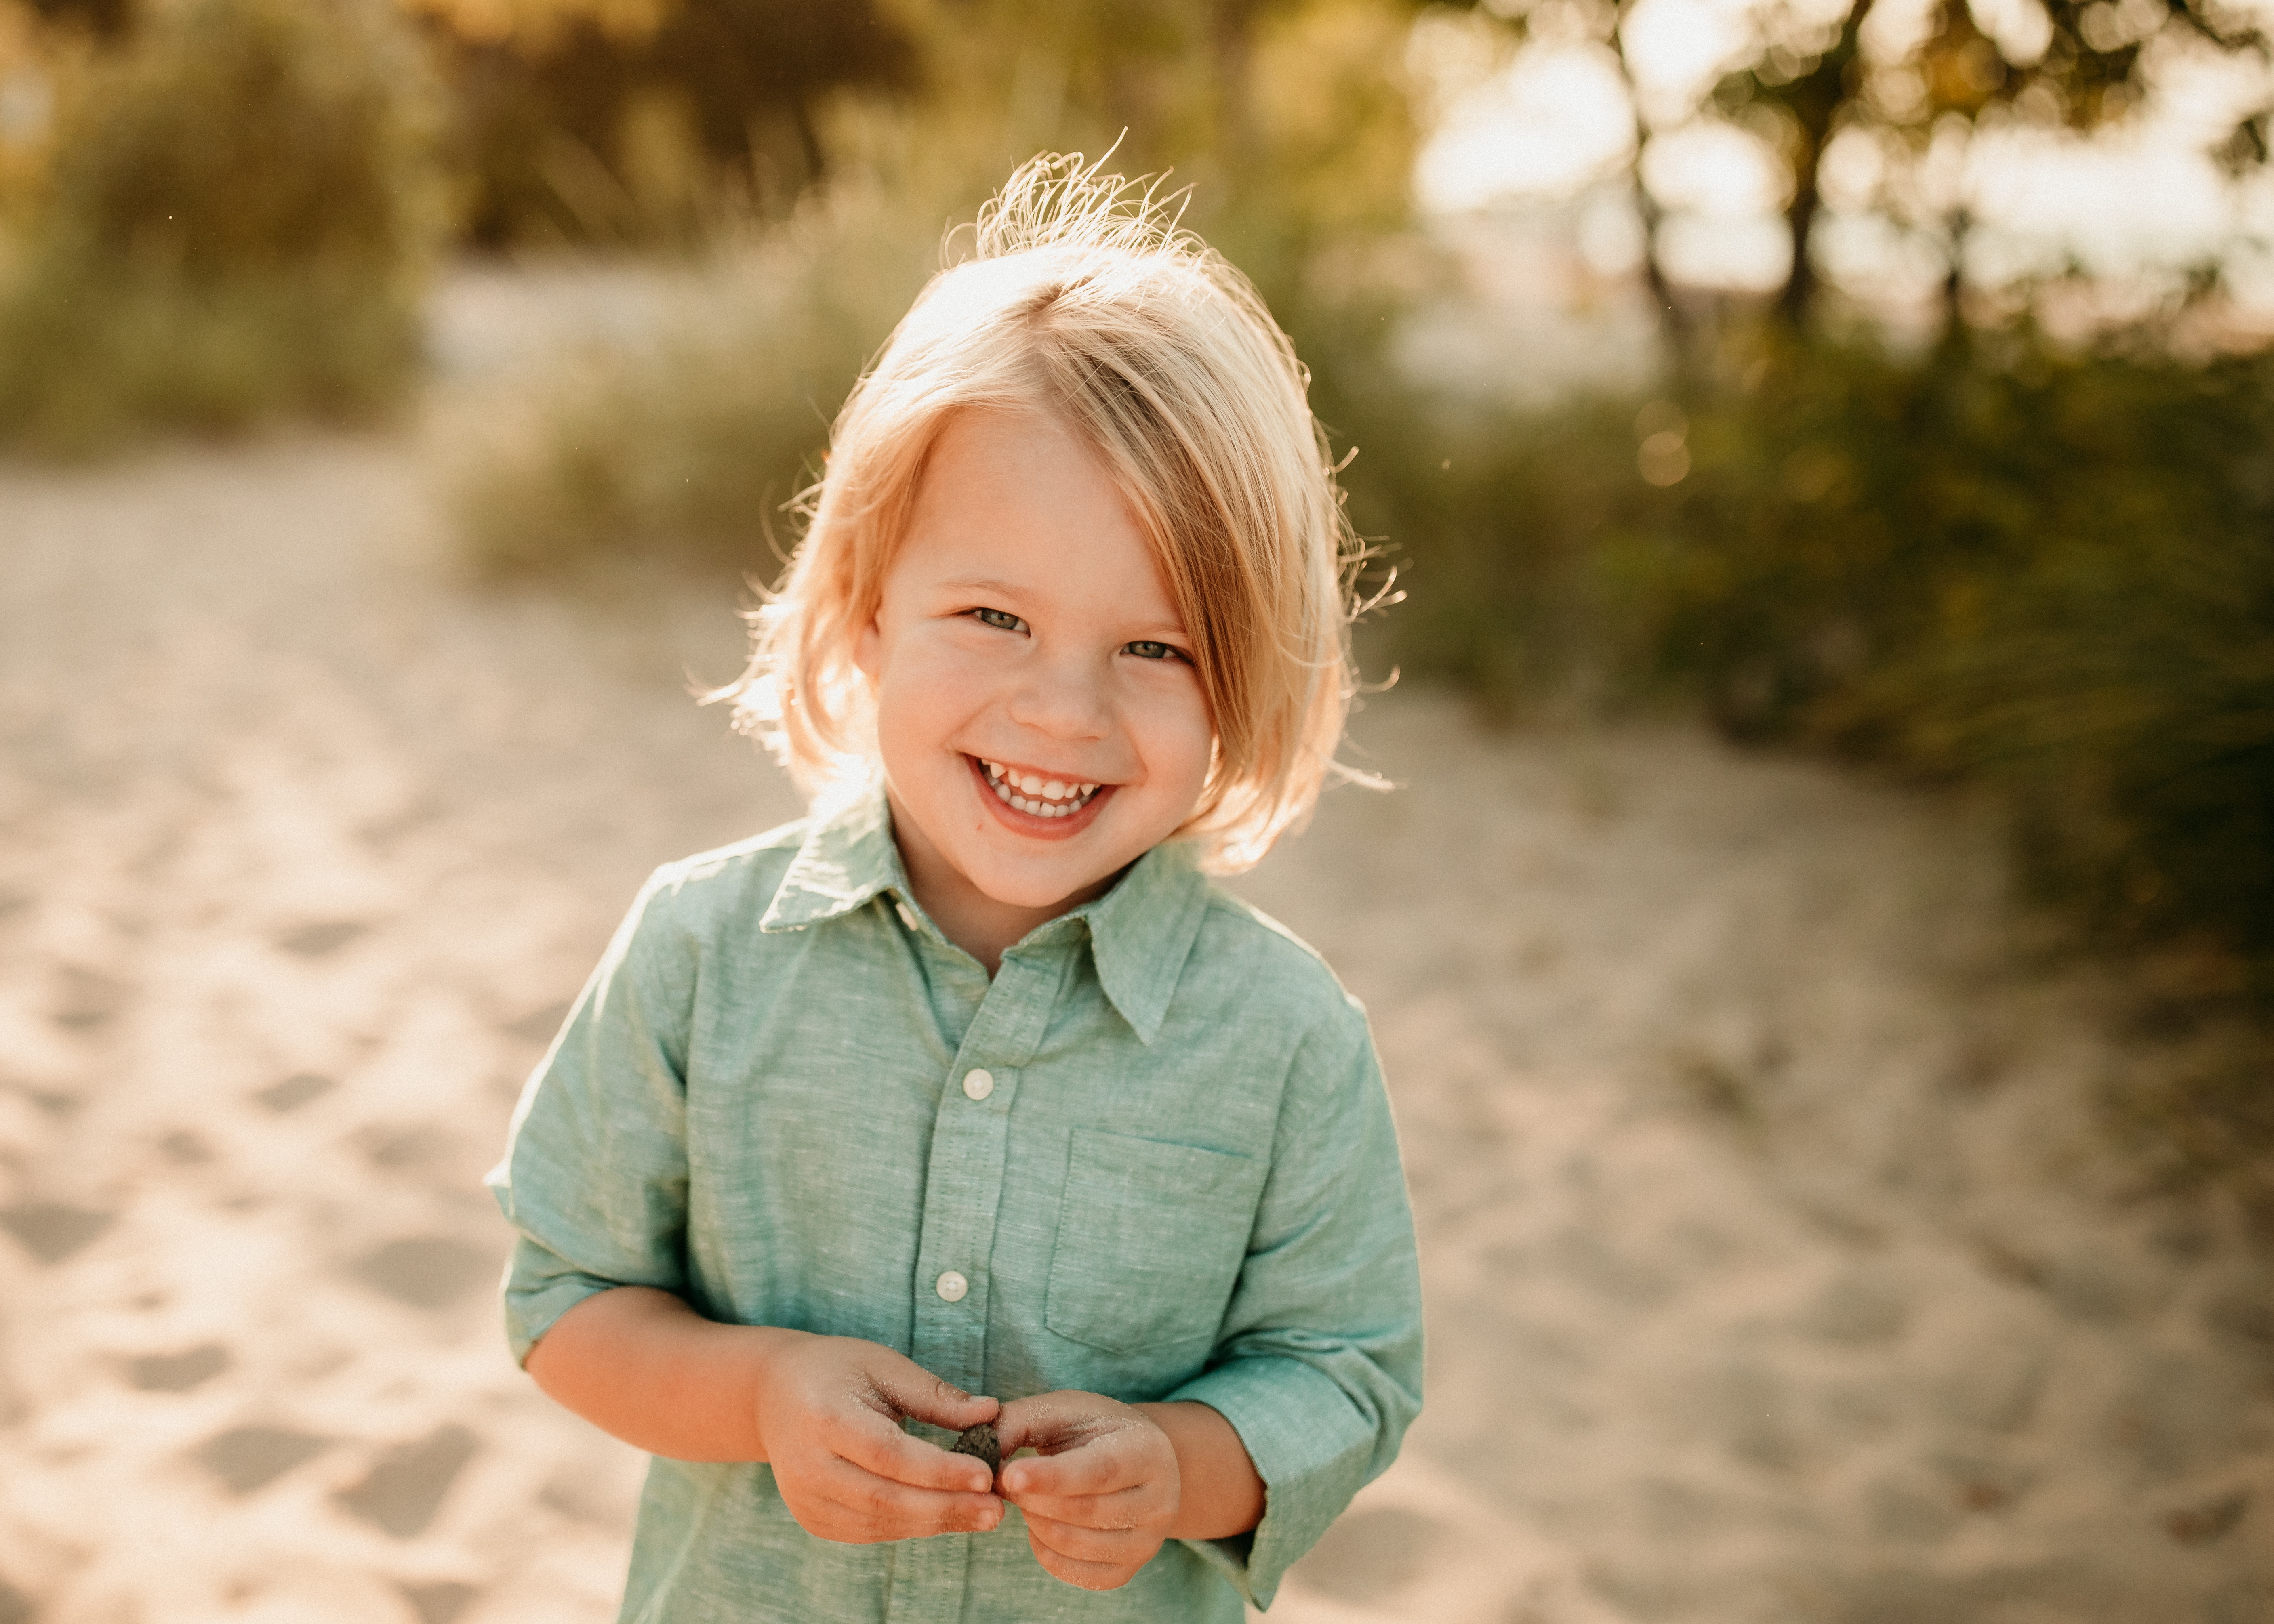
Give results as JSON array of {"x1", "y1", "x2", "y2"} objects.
[
  {"x1": 1138, "y1": 678, "x2": 1216, "y2": 797},
  {"x1": 874, "y1": 638, "x2": 985, "y2": 757}
]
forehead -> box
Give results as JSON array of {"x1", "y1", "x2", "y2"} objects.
[{"x1": 893, "y1": 408, "x2": 1178, "y2": 616}]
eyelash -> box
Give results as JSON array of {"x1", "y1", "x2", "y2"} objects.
[
  {"x1": 966, "y1": 609, "x2": 1191, "y2": 665},
  {"x1": 1124, "y1": 640, "x2": 1188, "y2": 664}
]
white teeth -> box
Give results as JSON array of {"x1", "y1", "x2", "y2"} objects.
[{"x1": 981, "y1": 758, "x2": 1103, "y2": 818}]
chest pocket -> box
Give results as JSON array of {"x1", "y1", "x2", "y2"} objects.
[{"x1": 1045, "y1": 1128, "x2": 1268, "y2": 1355}]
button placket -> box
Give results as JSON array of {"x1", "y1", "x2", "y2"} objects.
[{"x1": 905, "y1": 949, "x2": 1064, "y2": 1401}]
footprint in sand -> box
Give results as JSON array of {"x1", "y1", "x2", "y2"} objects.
[
  {"x1": 252, "y1": 1071, "x2": 335, "y2": 1113},
  {"x1": 1289, "y1": 1506, "x2": 1450, "y2": 1609},
  {"x1": 399, "y1": 1579, "x2": 479, "y2": 1624},
  {"x1": 349, "y1": 1235, "x2": 498, "y2": 1311},
  {"x1": 126, "y1": 1343, "x2": 231, "y2": 1392},
  {"x1": 0, "y1": 1574, "x2": 36, "y2": 1624},
  {"x1": 273, "y1": 919, "x2": 370, "y2": 958},
  {"x1": 503, "y1": 1000, "x2": 572, "y2": 1044},
  {"x1": 334, "y1": 1424, "x2": 481, "y2": 1538},
  {"x1": 49, "y1": 966, "x2": 130, "y2": 1033},
  {"x1": 194, "y1": 1424, "x2": 331, "y2": 1495},
  {"x1": 0, "y1": 1201, "x2": 116, "y2": 1265}
]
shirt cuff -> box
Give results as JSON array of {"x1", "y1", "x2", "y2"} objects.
[
  {"x1": 1168, "y1": 1357, "x2": 1382, "y2": 1610},
  {"x1": 499, "y1": 1233, "x2": 628, "y2": 1367}
]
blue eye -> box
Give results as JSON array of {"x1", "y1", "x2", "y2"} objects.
[
  {"x1": 1125, "y1": 640, "x2": 1187, "y2": 663},
  {"x1": 972, "y1": 607, "x2": 1027, "y2": 633}
]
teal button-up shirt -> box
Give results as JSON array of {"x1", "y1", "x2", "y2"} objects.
[{"x1": 489, "y1": 790, "x2": 1423, "y2": 1622}]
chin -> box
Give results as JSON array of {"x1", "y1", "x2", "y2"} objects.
[{"x1": 973, "y1": 859, "x2": 1111, "y2": 912}]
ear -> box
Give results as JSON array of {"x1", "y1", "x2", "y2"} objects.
[{"x1": 853, "y1": 612, "x2": 883, "y2": 684}]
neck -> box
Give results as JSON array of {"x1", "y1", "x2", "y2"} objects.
[{"x1": 885, "y1": 793, "x2": 1103, "y2": 974}]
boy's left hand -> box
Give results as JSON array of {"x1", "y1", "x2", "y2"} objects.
[{"x1": 993, "y1": 1391, "x2": 1179, "y2": 1590}]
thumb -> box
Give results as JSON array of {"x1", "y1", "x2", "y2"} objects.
[
  {"x1": 993, "y1": 1391, "x2": 1093, "y2": 1456},
  {"x1": 875, "y1": 1364, "x2": 1001, "y2": 1431}
]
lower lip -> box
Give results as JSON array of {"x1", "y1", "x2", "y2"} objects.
[{"x1": 967, "y1": 756, "x2": 1113, "y2": 840}]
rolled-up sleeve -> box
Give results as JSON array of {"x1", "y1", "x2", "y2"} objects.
[
  {"x1": 485, "y1": 867, "x2": 696, "y2": 1366},
  {"x1": 1166, "y1": 1002, "x2": 1425, "y2": 1610}
]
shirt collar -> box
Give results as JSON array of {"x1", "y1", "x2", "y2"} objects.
[
  {"x1": 759, "y1": 787, "x2": 1212, "y2": 1045},
  {"x1": 1035, "y1": 836, "x2": 1212, "y2": 1044},
  {"x1": 758, "y1": 787, "x2": 905, "y2": 933}
]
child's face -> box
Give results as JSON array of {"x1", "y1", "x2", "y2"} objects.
[{"x1": 855, "y1": 408, "x2": 1214, "y2": 926}]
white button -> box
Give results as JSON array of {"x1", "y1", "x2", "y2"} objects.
[
  {"x1": 895, "y1": 901, "x2": 919, "y2": 932},
  {"x1": 962, "y1": 1068, "x2": 995, "y2": 1101},
  {"x1": 935, "y1": 1270, "x2": 969, "y2": 1303}
]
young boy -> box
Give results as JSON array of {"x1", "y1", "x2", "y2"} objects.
[{"x1": 489, "y1": 153, "x2": 1423, "y2": 1622}]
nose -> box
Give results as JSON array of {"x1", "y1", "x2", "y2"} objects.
[{"x1": 1004, "y1": 648, "x2": 1112, "y2": 742}]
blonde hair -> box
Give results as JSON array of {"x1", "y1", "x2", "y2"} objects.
[{"x1": 717, "y1": 152, "x2": 1379, "y2": 872}]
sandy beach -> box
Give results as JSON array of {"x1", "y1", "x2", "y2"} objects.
[{"x1": 1, "y1": 418, "x2": 2268, "y2": 1622}]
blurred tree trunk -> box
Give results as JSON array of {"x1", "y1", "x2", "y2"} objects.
[
  {"x1": 1937, "y1": 205, "x2": 1972, "y2": 353},
  {"x1": 1775, "y1": 125, "x2": 1823, "y2": 328},
  {"x1": 1767, "y1": 0, "x2": 1872, "y2": 331},
  {"x1": 1610, "y1": 6, "x2": 1692, "y2": 378}
]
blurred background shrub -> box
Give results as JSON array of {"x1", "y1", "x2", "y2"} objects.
[
  {"x1": 1360, "y1": 340, "x2": 2274, "y2": 987},
  {"x1": 450, "y1": 155, "x2": 947, "y2": 574},
  {"x1": 0, "y1": 0, "x2": 444, "y2": 450}
]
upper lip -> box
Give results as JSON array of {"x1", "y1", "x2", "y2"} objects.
[{"x1": 974, "y1": 754, "x2": 1110, "y2": 789}]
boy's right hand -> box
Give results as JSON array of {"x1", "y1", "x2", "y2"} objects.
[{"x1": 751, "y1": 1331, "x2": 1006, "y2": 1544}]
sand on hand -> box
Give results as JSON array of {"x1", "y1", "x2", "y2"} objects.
[{"x1": 0, "y1": 290, "x2": 2268, "y2": 1622}]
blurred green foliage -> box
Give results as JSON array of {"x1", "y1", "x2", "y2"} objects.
[
  {"x1": 414, "y1": 0, "x2": 918, "y2": 244},
  {"x1": 1618, "y1": 342, "x2": 2273, "y2": 986},
  {"x1": 451, "y1": 0, "x2": 1435, "y2": 574},
  {"x1": 0, "y1": 0, "x2": 444, "y2": 451},
  {"x1": 1359, "y1": 335, "x2": 2274, "y2": 1036},
  {"x1": 453, "y1": 164, "x2": 948, "y2": 571}
]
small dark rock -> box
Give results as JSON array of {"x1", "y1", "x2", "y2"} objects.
[{"x1": 951, "y1": 1422, "x2": 1000, "y2": 1474}]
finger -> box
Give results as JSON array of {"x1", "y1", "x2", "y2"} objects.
[
  {"x1": 868, "y1": 1360, "x2": 1001, "y2": 1433},
  {"x1": 1003, "y1": 1483, "x2": 1156, "y2": 1530},
  {"x1": 833, "y1": 1411, "x2": 997, "y2": 1495},
  {"x1": 1022, "y1": 1508, "x2": 1155, "y2": 1563},
  {"x1": 1025, "y1": 1520, "x2": 1142, "y2": 1592},
  {"x1": 1000, "y1": 1437, "x2": 1134, "y2": 1501},
  {"x1": 804, "y1": 1454, "x2": 1002, "y2": 1540},
  {"x1": 993, "y1": 1393, "x2": 1101, "y2": 1457}
]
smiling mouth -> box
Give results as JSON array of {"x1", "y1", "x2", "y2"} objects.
[{"x1": 973, "y1": 757, "x2": 1105, "y2": 820}]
